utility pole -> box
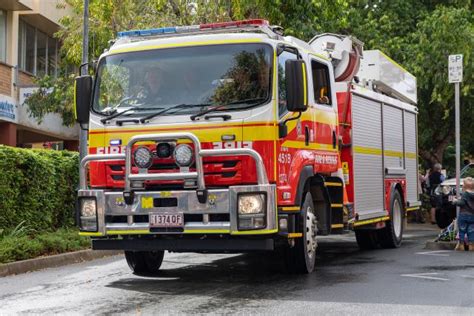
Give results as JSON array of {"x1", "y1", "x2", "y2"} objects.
[
  {"x1": 448, "y1": 54, "x2": 463, "y2": 219},
  {"x1": 79, "y1": 0, "x2": 89, "y2": 162}
]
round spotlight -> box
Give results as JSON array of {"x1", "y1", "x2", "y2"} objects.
[
  {"x1": 173, "y1": 144, "x2": 193, "y2": 167},
  {"x1": 133, "y1": 146, "x2": 153, "y2": 169},
  {"x1": 156, "y1": 142, "x2": 172, "y2": 158}
]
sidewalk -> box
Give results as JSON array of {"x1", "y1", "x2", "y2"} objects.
[
  {"x1": 0, "y1": 249, "x2": 121, "y2": 277},
  {"x1": 407, "y1": 221, "x2": 460, "y2": 250}
]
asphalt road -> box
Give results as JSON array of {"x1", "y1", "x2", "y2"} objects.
[{"x1": 1, "y1": 224, "x2": 473, "y2": 315}]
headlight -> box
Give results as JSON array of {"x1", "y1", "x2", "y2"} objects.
[
  {"x1": 80, "y1": 198, "x2": 96, "y2": 217},
  {"x1": 173, "y1": 144, "x2": 193, "y2": 167},
  {"x1": 133, "y1": 146, "x2": 153, "y2": 168},
  {"x1": 238, "y1": 194, "x2": 265, "y2": 214},
  {"x1": 79, "y1": 198, "x2": 97, "y2": 232},
  {"x1": 442, "y1": 186, "x2": 453, "y2": 195}
]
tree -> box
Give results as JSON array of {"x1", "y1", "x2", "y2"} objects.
[
  {"x1": 409, "y1": 6, "x2": 473, "y2": 167},
  {"x1": 25, "y1": 0, "x2": 349, "y2": 125},
  {"x1": 25, "y1": 0, "x2": 473, "y2": 170},
  {"x1": 343, "y1": 0, "x2": 473, "y2": 168}
]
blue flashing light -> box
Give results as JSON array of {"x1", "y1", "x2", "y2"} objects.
[{"x1": 117, "y1": 27, "x2": 177, "y2": 38}]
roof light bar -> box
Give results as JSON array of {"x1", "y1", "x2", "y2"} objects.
[{"x1": 117, "y1": 19, "x2": 270, "y2": 38}]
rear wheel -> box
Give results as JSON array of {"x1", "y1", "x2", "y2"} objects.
[
  {"x1": 124, "y1": 250, "x2": 164, "y2": 275},
  {"x1": 285, "y1": 192, "x2": 317, "y2": 274},
  {"x1": 378, "y1": 190, "x2": 404, "y2": 248}
]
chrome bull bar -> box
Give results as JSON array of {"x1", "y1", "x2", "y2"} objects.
[{"x1": 80, "y1": 132, "x2": 269, "y2": 191}]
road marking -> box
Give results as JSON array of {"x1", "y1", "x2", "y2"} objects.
[
  {"x1": 401, "y1": 272, "x2": 449, "y2": 281},
  {"x1": 415, "y1": 250, "x2": 451, "y2": 257}
]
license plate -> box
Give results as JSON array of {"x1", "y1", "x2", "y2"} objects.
[
  {"x1": 149, "y1": 213, "x2": 184, "y2": 228},
  {"x1": 448, "y1": 195, "x2": 454, "y2": 202}
]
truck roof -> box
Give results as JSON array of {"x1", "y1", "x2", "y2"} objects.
[{"x1": 107, "y1": 32, "x2": 273, "y2": 56}]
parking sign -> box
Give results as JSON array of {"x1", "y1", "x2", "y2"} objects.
[{"x1": 448, "y1": 54, "x2": 463, "y2": 83}]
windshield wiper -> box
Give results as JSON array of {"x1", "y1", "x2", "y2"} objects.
[
  {"x1": 190, "y1": 97, "x2": 267, "y2": 121},
  {"x1": 139, "y1": 103, "x2": 209, "y2": 123},
  {"x1": 100, "y1": 96, "x2": 149, "y2": 124},
  {"x1": 101, "y1": 106, "x2": 163, "y2": 124}
]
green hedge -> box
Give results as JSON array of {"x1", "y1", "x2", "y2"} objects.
[
  {"x1": 0, "y1": 228, "x2": 89, "y2": 264},
  {"x1": 0, "y1": 145, "x2": 79, "y2": 231}
]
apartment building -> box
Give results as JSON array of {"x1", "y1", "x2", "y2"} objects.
[{"x1": 0, "y1": 0, "x2": 78, "y2": 150}]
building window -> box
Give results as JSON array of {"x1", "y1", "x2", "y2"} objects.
[
  {"x1": 0, "y1": 10, "x2": 6, "y2": 62},
  {"x1": 18, "y1": 19, "x2": 58, "y2": 77}
]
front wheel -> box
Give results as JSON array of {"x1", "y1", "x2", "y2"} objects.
[
  {"x1": 378, "y1": 190, "x2": 404, "y2": 248},
  {"x1": 285, "y1": 192, "x2": 317, "y2": 274},
  {"x1": 125, "y1": 250, "x2": 164, "y2": 275}
]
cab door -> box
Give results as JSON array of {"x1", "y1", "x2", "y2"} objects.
[
  {"x1": 308, "y1": 57, "x2": 339, "y2": 174},
  {"x1": 276, "y1": 48, "x2": 311, "y2": 199}
]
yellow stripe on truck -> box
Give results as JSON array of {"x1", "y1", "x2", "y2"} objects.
[
  {"x1": 354, "y1": 146, "x2": 416, "y2": 159},
  {"x1": 109, "y1": 38, "x2": 264, "y2": 55}
]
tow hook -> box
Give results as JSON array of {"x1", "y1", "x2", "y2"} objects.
[
  {"x1": 123, "y1": 191, "x2": 135, "y2": 205},
  {"x1": 196, "y1": 189, "x2": 208, "y2": 204}
]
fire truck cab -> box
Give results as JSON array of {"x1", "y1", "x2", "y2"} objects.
[{"x1": 75, "y1": 19, "x2": 419, "y2": 274}]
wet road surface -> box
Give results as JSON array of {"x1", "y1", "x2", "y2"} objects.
[{"x1": 1, "y1": 224, "x2": 473, "y2": 314}]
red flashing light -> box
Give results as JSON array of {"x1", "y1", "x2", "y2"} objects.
[{"x1": 200, "y1": 19, "x2": 269, "y2": 30}]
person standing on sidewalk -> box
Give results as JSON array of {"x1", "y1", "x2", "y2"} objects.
[
  {"x1": 428, "y1": 163, "x2": 445, "y2": 224},
  {"x1": 454, "y1": 177, "x2": 474, "y2": 251}
]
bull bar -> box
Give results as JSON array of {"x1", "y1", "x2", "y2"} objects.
[{"x1": 78, "y1": 132, "x2": 276, "y2": 236}]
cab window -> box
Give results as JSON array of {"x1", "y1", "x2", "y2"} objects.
[
  {"x1": 278, "y1": 50, "x2": 298, "y2": 117},
  {"x1": 311, "y1": 60, "x2": 332, "y2": 106}
]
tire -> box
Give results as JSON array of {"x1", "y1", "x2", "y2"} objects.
[
  {"x1": 435, "y1": 208, "x2": 452, "y2": 229},
  {"x1": 285, "y1": 192, "x2": 317, "y2": 274},
  {"x1": 355, "y1": 229, "x2": 379, "y2": 250},
  {"x1": 124, "y1": 250, "x2": 164, "y2": 275},
  {"x1": 378, "y1": 190, "x2": 404, "y2": 248}
]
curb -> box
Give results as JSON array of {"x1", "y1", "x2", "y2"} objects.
[
  {"x1": 0, "y1": 249, "x2": 122, "y2": 277},
  {"x1": 425, "y1": 240, "x2": 457, "y2": 251}
]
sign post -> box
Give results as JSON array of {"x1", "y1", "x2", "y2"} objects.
[{"x1": 448, "y1": 54, "x2": 463, "y2": 219}]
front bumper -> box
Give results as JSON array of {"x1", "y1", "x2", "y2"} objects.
[
  {"x1": 92, "y1": 237, "x2": 275, "y2": 252},
  {"x1": 78, "y1": 184, "x2": 277, "y2": 236},
  {"x1": 78, "y1": 132, "x2": 277, "y2": 237}
]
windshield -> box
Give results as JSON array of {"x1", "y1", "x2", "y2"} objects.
[
  {"x1": 93, "y1": 43, "x2": 273, "y2": 114},
  {"x1": 462, "y1": 164, "x2": 474, "y2": 178}
]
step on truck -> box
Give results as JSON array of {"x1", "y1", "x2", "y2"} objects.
[{"x1": 75, "y1": 19, "x2": 420, "y2": 274}]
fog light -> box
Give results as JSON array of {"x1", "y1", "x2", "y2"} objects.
[
  {"x1": 238, "y1": 216, "x2": 266, "y2": 230},
  {"x1": 133, "y1": 146, "x2": 153, "y2": 169},
  {"x1": 173, "y1": 144, "x2": 193, "y2": 167},
  {"x1": 238, "y1": 194, "x2": 265, "y2": 214}
]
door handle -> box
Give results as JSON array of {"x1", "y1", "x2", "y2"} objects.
[
  {"x1": 305, "y1": 126, "x2": 310, "y2": 146},
  {"x1": 332, "y1": 130, "x2": 337, "y2": 149}
]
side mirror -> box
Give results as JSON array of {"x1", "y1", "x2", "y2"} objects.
[
  {"x1": 74, "y1": 75, "x2": 92, "y2": 125},
  {"x1": 285, "y1": 59, "x2": 308, "y2": 112}
]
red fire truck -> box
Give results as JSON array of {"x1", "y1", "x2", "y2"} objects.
[{"x1": 74, "y1": 19, "x2": 420, "y2": 274}]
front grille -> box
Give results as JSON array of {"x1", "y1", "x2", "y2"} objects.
[{"x1": 106, "y1": 158, "x2": 242, "y2": 187}]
